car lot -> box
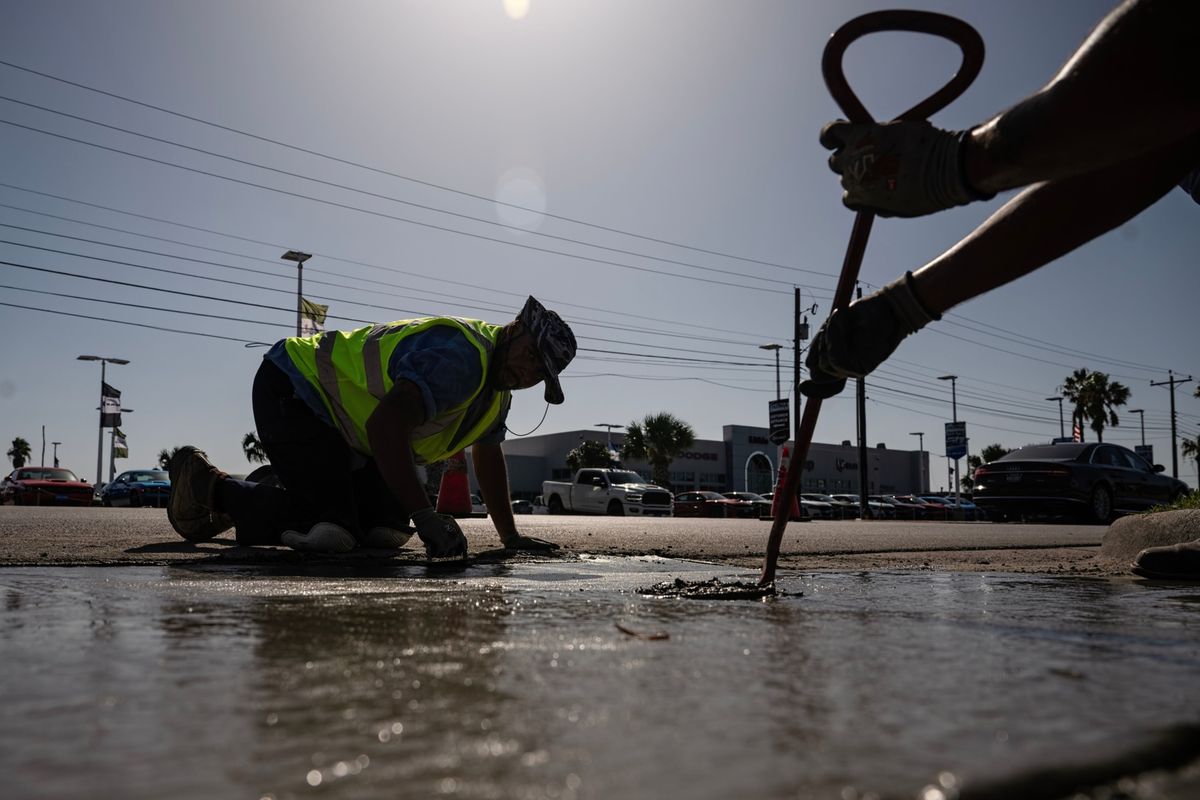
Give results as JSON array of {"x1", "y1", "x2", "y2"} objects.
[
  {"x1": 674, "y1": 490, "x2": 758, "y2": 518},
  {"x1": 972, "y1": 442, "x2": 1189, "y2": 523}
]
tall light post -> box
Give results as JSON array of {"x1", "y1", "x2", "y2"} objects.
[
  {"x1": 77, "y1": 355, "x2": 129, "y2": 487},
  {"x1": 1128, "y1": 408, "x2": 1145, "y2": 446},
  {"x1": 938, "y1": 375, "x2": 962, "y2": 511},
  {"x1": 1046, "y1": 396, "x2": 1065, "y2": 439},
  {"x1": 595, "y1": 423, "x2": 624, "y2": 453},
  {"x1": 909, "y1": 431, "x2": 925, "y2": 493},
  {"x1": 281, "y1": 250, "x2": 312, "y2": 336},
  {"x1": 759, "y1": 343, "x2": 783, "y2": 399}
]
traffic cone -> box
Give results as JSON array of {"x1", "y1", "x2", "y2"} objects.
[
  {"x1": 769, "y1": 446, "x2": 803, "y2": 521},
  {"x1": 435, "y1": 450, "x2": 472, "y2": 518}
]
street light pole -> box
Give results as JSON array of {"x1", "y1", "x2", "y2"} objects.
[
  {"x1": 281, "y1": 250, "x2": 312, "y2": 336},
  {"x1": 77, "y1": 355, "x2": 129, "y2": 488},
  {"x1": 108, "y1": 408, "x2": 133, "y2": 483},
  {"x1": 595, "y1": 423, "x2": 624, "y2": 452},
  {"x1": 1129, "y1": 408, "x2": 1145, "y2": 447},
  {"x1": 909, "y1": 431, "x2": 925, "y2": 493},
  {"x1": 938, "y1": 375, "x2": 961, "y2": 512},
  {"x1": 1046, "y1": 396, "x2": 1065, "y2": 439},
  {"x1": 759, "y1": 343, "x2": 783, "y2": 400}
]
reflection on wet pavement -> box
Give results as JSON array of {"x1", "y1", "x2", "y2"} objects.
[{"x1": 1, "y1": 556, "x2": 1198, "y2": 799}]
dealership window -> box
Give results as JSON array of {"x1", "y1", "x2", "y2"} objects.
[
  {"x1": 670, "y1": 471, "x2": 696, "y2": 486},
  {"x1": 699, "y1": 472, "x2": 725, "y2": 485}
]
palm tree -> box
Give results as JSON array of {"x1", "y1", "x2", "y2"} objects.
[
  {"x1": 1182, "y1": 436, "x2": 1200, "y2": 487},
  {"x1": 242, "y1": 432, "x2": 268, "y2": 465},
  {"x1": 157, "y1": 447, "x2": 182, "y2": 470},
  {"x1": 7, "y1": 437, "x2": 32, "y2": 468},
  {"x1": 620, "y1": 413, "x2": 695, "y2": 490},
  {"x1": 1060, "y1": 368, "x2": 1130, "y2": 442}
]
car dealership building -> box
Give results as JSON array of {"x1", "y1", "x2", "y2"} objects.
[{"x1": 470, "y1": 425, "x2": 933, "y2": 499}]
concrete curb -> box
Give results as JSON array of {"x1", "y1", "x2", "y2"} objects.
[{"x1": 1098, "y1": 509, "x2": 1200, "y2": 563}]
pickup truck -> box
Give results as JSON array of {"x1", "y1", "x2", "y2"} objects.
[{"x1": 542, "y1": 468, "x2": 673, "y2": 517}]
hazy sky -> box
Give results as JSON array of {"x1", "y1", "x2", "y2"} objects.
[{"x1": 2, "y1": 0, "x2": 1197, "y2": 488}]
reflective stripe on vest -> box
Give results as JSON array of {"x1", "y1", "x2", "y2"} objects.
[{"x1": 285, "y1": 317, "x2": 507, "y2": 461}]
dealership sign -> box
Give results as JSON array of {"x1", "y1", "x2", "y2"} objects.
[
  {"x1": 945, "y1": 421, "x2": 968, "y2": 460},
  {"x1": 768, "y1": 399, "x2": 790, "y2": 445}
]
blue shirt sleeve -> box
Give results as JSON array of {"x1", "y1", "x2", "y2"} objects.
[{"x1": 387, "y1": 325, "x2": 508, "y2": 444}]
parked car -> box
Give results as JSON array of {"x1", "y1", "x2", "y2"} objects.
[
  {"x1": 802, "y1": 493, "x2": 858, "y2": 519},
  {"x1": 1, "y1": 467, "x2": 94, "y2": 506},
  {"x1": 722, "y1": 491, "x2": 772, "y2": 517},
  {"x1": 674, "y1": 490, "x2": 758, "y2": 518},
  {"x1": 760, "y1": 491, "x2": 808, "y2": 521},
  {"x1": 891, "y1": 494, "x2": 946, "y2": 520},
  {"x1": 470, "y1": 494, "x2": 488, "y2": 515},
  {"x1": 832, "y1": 493, "x2": 896, "y2": 519},
  {"x1": 874, "y1": 495, "x2": 927, "y2": 520},
  {"x1": 972, "y1": 442, "x2": 1189, "y2": 523},
  {"x1": 511, "y1": 499, "x2": 533, "y2": 515},
  {"x1": 99, "y1": 469, "x2": 170, "y2": 507}
]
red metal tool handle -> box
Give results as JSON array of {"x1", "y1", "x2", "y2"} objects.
[{"x1": 759, "y1": 11, "x2": 984, "y2": 586}]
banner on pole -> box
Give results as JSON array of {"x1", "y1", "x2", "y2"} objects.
[
  {"x1": 944, "y1": 421, "x2": 967, "y2": 460},
  {"x1": 1072, "y1": 421, "x2": 1083, "y2": 442},
  {"x1": 767, "y1": 399, "x2": 790, "y2": 445},
  {"x1": 113, "y1": 429, "x2": 128, "y2": 459},
  {"x1": 300, "y1": 298, "x2": 329, "y2": 337},
  {"x1": 101, "y1": 382, "x2": 122, "y2": 427}
]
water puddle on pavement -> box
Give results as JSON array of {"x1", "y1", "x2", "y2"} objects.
[{"x1": 2, "y1": 556, "x2": 1198, "y2": 799}]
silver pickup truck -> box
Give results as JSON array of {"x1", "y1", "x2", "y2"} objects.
[{"x1": 541, "y1": 468, "x2": 673, "y2": 517}]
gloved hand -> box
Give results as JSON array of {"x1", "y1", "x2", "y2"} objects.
[
  {"x1": 799, "y1": 272, "x2": 940, "y2": 399},
  {"x1": 500, "y1": 534, "x2": 561, "y2": 552},
  {"x1": 412, "y1": 507, "x2": 468, "y2": 559},
  {"x1": 820, "y1": 119, "x2": 994, "y2": 218}
]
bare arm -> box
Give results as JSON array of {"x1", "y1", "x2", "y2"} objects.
[
  {"x1": 914, "y1": 133, "x2": 1198, "y2": 314},
  {"x1": 364, "y1": 381, "x2": 434, "y2": 514},
  {"x1": 966, "y1": 0, "x2": 1200, "y2": 194},
  {"x1": 472, "y1": 441, "x2": 560, "y2": 550}
]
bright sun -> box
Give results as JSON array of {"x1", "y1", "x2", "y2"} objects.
[{"x1": 502, "y1": 0, "x2": 530, "y2": 21}]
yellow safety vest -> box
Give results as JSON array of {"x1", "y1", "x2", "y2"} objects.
[{"x1": 284, "y1": 317, "x2": 509, "y2": 462}]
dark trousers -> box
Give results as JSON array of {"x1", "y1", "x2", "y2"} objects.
[{"x1": 215, "y1": 360, "x2": 408, "y2": 545}]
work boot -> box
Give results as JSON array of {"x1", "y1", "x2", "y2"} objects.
[
  {"x1": 167, "y1": 446, "x2": 233, "y2": 541},
  {"x1": 1131, "y1": 539, "x2": 1200, "y2": 581},
  {"x1": 281, "y1": 522, "x2": 357, "y2": 553},
  {"x1": 363, "y1": 525, "x2": 414, "y2": 549}
]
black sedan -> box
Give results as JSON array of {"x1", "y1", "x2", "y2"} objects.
[{"x1": 972, "y1": 442, "x2": 1189, "y2": 523}]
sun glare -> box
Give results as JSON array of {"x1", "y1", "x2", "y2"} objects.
[{"x1": 503, "y1": 0, "x2": 530, "y2": 21}]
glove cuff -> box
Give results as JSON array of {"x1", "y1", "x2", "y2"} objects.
[
  {"x1": 927, "y1": 128, "x2": 996, "y2": 209},
  {"x1": 881, "y1": 272, "x2": 941, "y2": 335},
  {"x1": 411, "y1": 507, "x2": 437, "y2": 525}
]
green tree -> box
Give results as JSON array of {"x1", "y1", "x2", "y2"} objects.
[
  {"x1": 7, "y1": 437, "x2": 31, "y2": 468},
  {"x1": 1061, "y1": 368, "x2": 1130, "y2": 442},
  {"x1": 242, "y1": 432, "x2": 268, "y2": 465},
  {"x1": 157, "y1": 447, "x2": 182, "y2": 470},
  {"x1": 620, "y1": 412, "x2": 695, "y2": 490},
  {"x1": 1182, "y1": 436, "x2": 1200, "y2": 487},
  {"x1": 566, "y1": 439, "x2": 615, "y2": 471}
]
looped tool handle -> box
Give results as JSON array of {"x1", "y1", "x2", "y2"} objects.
[{"x1": 822, "y1": 10, "x2": 985, "y2": 124}]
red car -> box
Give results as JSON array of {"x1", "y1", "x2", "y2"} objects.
[
  {"x1": 1, "y1": 467, "x2": 94, "y2": 506},
  {"x1": 673, "y1": 491, "x2": 758, "y2": 518}
]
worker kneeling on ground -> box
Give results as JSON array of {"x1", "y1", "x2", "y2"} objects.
[{"x1": 167, "y1": 296, "x2": 575, "y2": 557}]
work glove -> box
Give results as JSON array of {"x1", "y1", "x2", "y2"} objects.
[
  {"x1": 500, "y1": 534, "x2": 561, "y2": 552},
  {"x1": 412, "y1": 507, "x2": 468, "y2": 559},
  {"x1": 820, "y1": 119, "x2": 994, "y2": 217},
  {"x1": 799, "y1": 272, "x2": 940, "y2": 399}
]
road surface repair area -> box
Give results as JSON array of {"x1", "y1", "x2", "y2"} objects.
[{"x1": 3, "y1": 556, "x2": 1198, "y2": 800}]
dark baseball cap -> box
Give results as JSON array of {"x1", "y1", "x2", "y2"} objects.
[{"x1": 517, "y1": 296, "x2": 576, "y2": 404}]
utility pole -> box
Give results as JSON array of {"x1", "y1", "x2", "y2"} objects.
[
  {"x1": 1129, "y1": 408, "x2": 1145, "y2": 447},
  {"x1": 1151, "y1": 371, "x2": 1193, "y2": 478},
  {"x1": 51, "y1": 441, "x2": 61, "y2": 468},
  {"x1": 909, "y1": 432, "x2": 925, "y2": 493},
  {"x1": 1046, "y1": 396, "x2": 1065, "y2": 439}
]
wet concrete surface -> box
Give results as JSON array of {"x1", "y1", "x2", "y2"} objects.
[{"x1": 3, "y1": 556, "x2": 1199, "y2": 800}]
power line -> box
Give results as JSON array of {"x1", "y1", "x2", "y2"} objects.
[
  {"x1": 0, "y1": 116, "x2": 825, "y2": 297},
  {"x1": 0, "y1": 58, "x2": 821, "y2": 278}
]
